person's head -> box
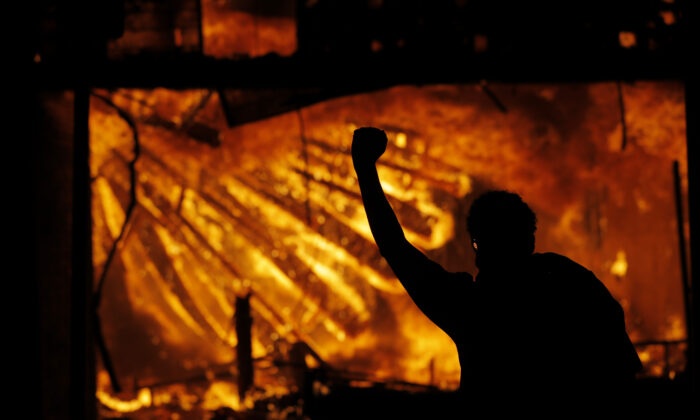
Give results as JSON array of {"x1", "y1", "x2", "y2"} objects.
[{"x1": 467, "y1": 191, "x2": 537, "y2": 272}]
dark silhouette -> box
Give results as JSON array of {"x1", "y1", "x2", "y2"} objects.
[{"x1": 351, "y1": 127, "x2": 642, "y2": 403}]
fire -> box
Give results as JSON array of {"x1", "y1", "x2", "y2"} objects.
[
  {"x1": 201, "y1": 0, "x2": 297, "y2": 58},
  {"x1": 201, "y1": 381, "x2": 245, "y2": 411},
  {"x1": 619, "y1": 31, "x2": 637, "y2": 48},
  {"x1": 91, "y1": 81, "x2": 688, "y2": 415},
  {"x1": 96, "y1": 387, "x2": 152, "y2": 413},
  {"x1": 395, "y1": 132, "x2": 408, "y2": 148},
  {"x1": 610, "y1": 250, "x2": 628, "y2": 277}
]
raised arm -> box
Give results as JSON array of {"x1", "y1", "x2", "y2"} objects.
[{"x1": 351, "y1": 127, "x2": 470, "y2": 331}]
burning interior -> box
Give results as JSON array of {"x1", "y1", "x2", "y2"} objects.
[
  {"x1": 31, "y1": 0, "x2": 697, "y2": 418},
  {"x1": 91, "y1": 82, "x2": 688, "y2": 417}
]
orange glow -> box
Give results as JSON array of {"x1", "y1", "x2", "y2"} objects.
[
  {"x1": 201, "y1": 0, "x2": 297, "y2": 58},
  {"x1": 92, "y1": 82, "x2": 688, "y2": 416},
  {"x1": 201, "y1": 381, "x2": 245, "y2": 411},
  {"x1": 96, "y1": 386, "x2": 152, "y2": 413},
  {"x1": 610, "y1": 251, "x2": 628, "y2": 277},
  {"x1": 660, "y1": 11, "x2": 675, "y2": 25},
  {"x1": 619, "y1": 31, "x2": 637, "y2": 48}
]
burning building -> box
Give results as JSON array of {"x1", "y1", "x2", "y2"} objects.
[{"x1": 30, "y1": 1, "x2": 697, "y2": 419}]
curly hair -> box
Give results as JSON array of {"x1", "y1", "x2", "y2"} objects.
[{"x1": 466, "y1": 191, "x2": 537, "y2": 252}]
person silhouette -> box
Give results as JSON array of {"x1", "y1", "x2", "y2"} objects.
[{"x1": 351, "y1": 126, "x2": 642, "y2": 405}]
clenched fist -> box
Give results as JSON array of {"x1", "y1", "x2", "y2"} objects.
[{"x1": 352, "y1": 127, "x2": 387, "y2": 167}]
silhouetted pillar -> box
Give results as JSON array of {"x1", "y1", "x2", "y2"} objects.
[
  {"x1": 235, "y1": 294, "x2": 254, "y2": 399},
  {"x1": 70, "y1": 86, "x2": 96, "y2": 420},
  {"x1": 683, "y1": 0, "x2": 699, "y2": 394}
]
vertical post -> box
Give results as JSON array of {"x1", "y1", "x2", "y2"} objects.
[
  {"x1": 196, "y1": 0, "x2": 204, "y2": 54},
  {"x1": 235, "y1": 294, "x2": 254, "y2": 400},
  {"x1": 684, "y1": 78, "x2": 698, "y2": 393},
  {"x1": 682, "y1": 0, "x2": 699, "y2": 394},
  {"x1": 673, "y1": 161, "x2": 693, "y2": 382},
  {"x1": 70, "y1": 87, "x2": 96, "y2": 420}
]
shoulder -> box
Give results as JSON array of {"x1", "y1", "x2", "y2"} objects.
[
  {"x1": 532, "y1": 253, "x2": 621, "y2": 309},
  {"x1": 531, "y1": 252, "x2": 591, "y2": 275},
  {"x1": 531, "y1": 252, "x2": 602, "y2": 286},
  {"x1": 531, "y1": 253, "x2": 601, "y2": 290}
]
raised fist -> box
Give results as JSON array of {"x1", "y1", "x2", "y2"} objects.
[{"x1": 352, "y1": 127, "x2": 387, "y2": 166}]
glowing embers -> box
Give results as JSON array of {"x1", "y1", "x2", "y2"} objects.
[
  {"x1": 91, "y1": 82, "x2": 688, "y2": 416},
  {"x1": 96, "y1": 388, "x2": 152, "y2": 413},
  {"x1": 91, "y1": 87, "x2": 466, "y2": 415},
  {"x1": 201, "y1": 0, "x2": 297, "y2": 58},
  {"x1": 619, "y1": 31, "x2": 637, "y2": 48},
  {"x1": 610, "y1": 251, "x2": 628, "y2": 278}
]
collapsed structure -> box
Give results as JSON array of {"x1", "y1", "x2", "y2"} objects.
[{"x1": 91, "y1": 82, "x2": 688, "y2": 415}]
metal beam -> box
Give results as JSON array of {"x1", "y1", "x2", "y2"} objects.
[
  {"x1": 31, "y1": 49, "x2": 683, "y2": 90},
  {"x1": 69, "y1": 86, "x2": 96, "y2": 420}
]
